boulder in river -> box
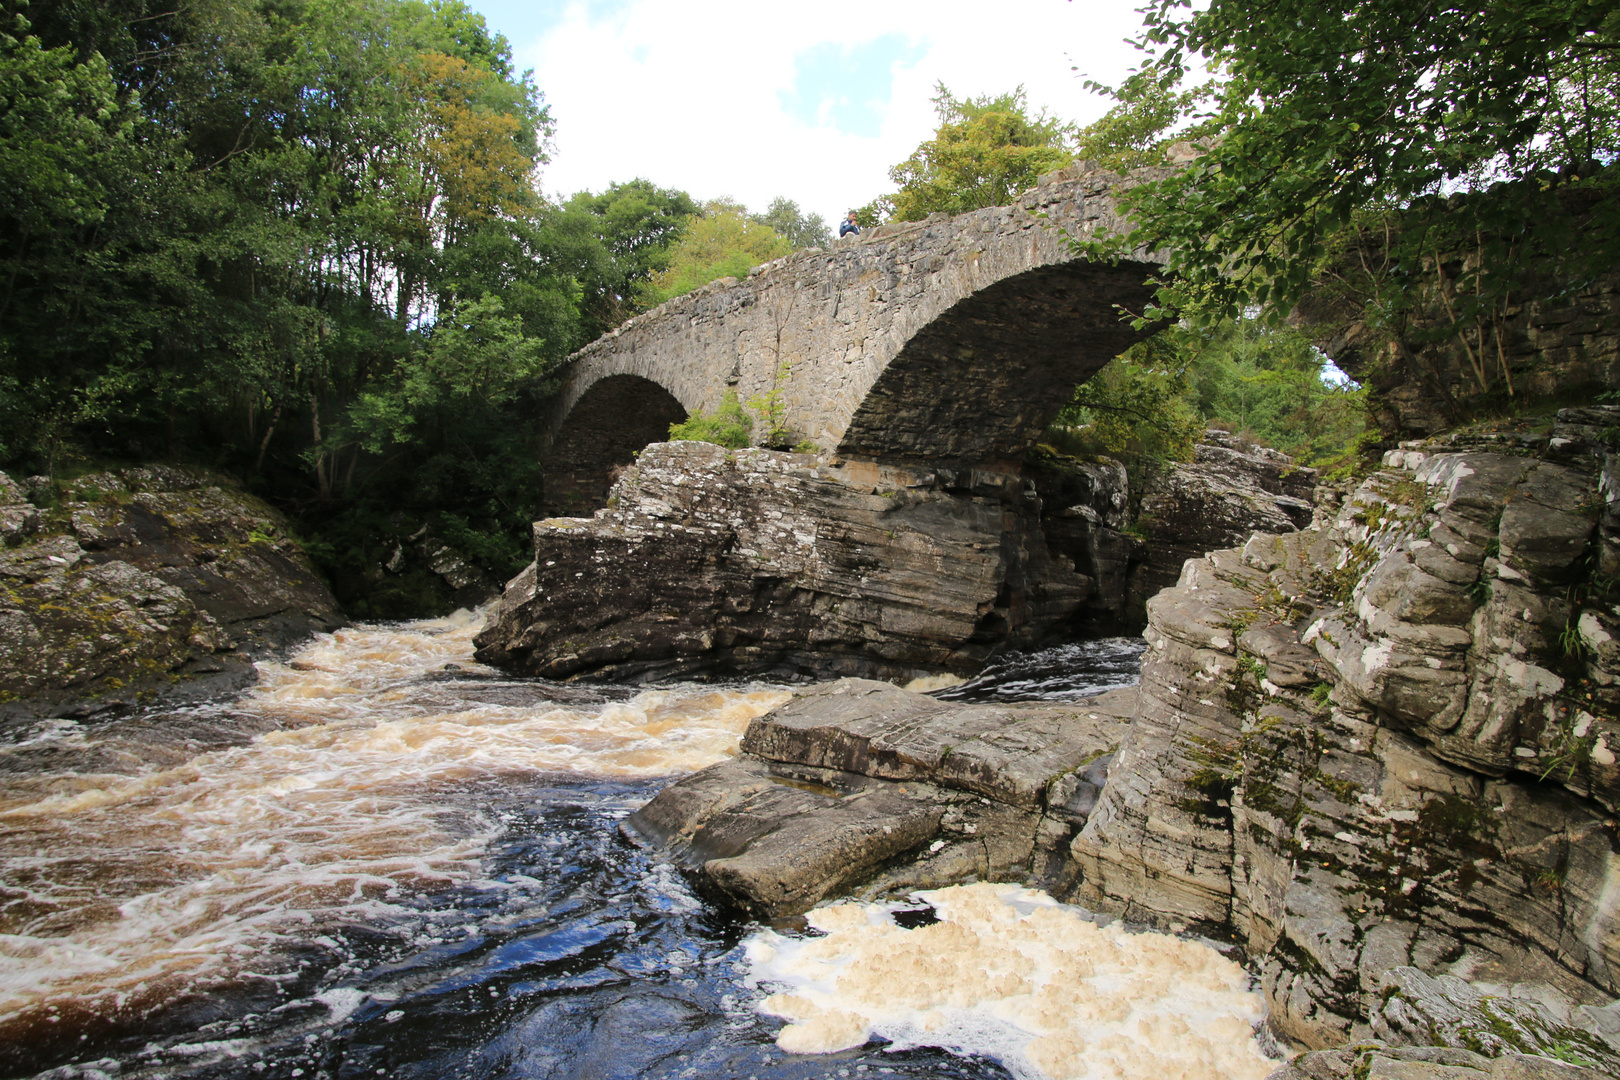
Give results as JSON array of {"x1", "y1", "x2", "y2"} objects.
[{"x1": 625, "y1": 677, "x2": 1135, "y2": 917}]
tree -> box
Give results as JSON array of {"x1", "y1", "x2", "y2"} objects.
[
  {"x1": 544, "y1": 179, "x2": 698, "y2": 335},
  {"x1": 1051, "y1": 336, "x2": 1201, "y2": 471},
  {"x1": 0, "y1": 0, "x2": 590, "y2": 615},
  {"x1": 1071, "y1": 78, "x2": 1212, "y2": 171},
  {"x1": 750, "y1": 197, "x2": 831, "y2": 249},
  {"x1": 883, "y1": 83, "x2": 1075, "y2": 222},
  {"x1": 636, "y1": 200, "x2": 793, "y2": 307},
  {"x1": 1101, "y1": 0, "x2": 1620, "y2": 336},
  {"x1": 1049, "y1": 318, "x2": 1366, "y2": 476}
]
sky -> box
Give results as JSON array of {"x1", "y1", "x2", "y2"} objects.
[{"x1": 468, "y1": 0, "x2": 1151, "y2": 224}]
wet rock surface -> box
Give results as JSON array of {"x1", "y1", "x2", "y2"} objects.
[
  {"x1": 0, "y1": 467, "x2": 343, "y2": 716},
  {"x1": 625, "y1": 678, "x2": 1134, "y2": 917},
  {"x1": 1367, "y1": 966, "x2": 1620, "y2": 1072},
  {"x1": 476, "y1": 441, "x2": 1140, "y2": 682}
]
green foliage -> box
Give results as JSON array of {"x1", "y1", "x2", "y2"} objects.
[
  {"x1": 1185, "y1": 320, "x2": 1367, "y2": 471},
  {"x1": 636, "y1": 200, "x2": 793, "y2": 307},
  {"x1": 341, "y1": 295, "x2": 550, "y2": 455},
  {"x1": 546, "y1": 179, "x2": 699, "y2": 335},
  {"x1": 668, "y1": 390, "x2": 753, "y2": 449},
  {"x1": 850, "y1": 203, "x2": 886, "y2": 230},
  {"x1": 748, "y1": 360, "x2": 796, "y2": 449},
  {"x1": 0, "y1": 0, "x2": 630, "y2": 615},
  {"x1": 1051, "y1": 335, "x2": 1201, "y2": 469},
  {"x1": 1049, "y1": 318, "x2": 1366, "y2": 482},
  {"x1": 1095, "y1": 0, "x2": 1620, "y2": 336},
  {"x1": 750, "y1": 197, "x2": 831, "y2": 250},
  {"x1": 882, "y1": 83, "x2": 1075, "y2": 222},
  {"x1": 1072, "y1": 77, "x2": 1213, "y2": 170}
]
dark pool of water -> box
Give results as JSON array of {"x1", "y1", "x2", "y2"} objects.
[{"x1": 930, "y1": 638, "x2": 1146, "y2": 703}]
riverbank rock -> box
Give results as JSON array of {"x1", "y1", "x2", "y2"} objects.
[
  {"x1": 475, "y1": 441, "x2": 1139, "y2": 682},
  {"x1": 1125, "y1": 429, "x2": 1319, "y2": 619},
  {"x1": 1072, "y1": 418, "x2": 1620, "y2": 1053},
  {"x1": 0, "y1": 467, "x2": 343, "y2": 716},
  {"x1": 626, "y1": 415, "x2": 1620, "y2": 1067},
  {"x1": 624, "y1": 678, "x2": 1135, "y2": 916}
]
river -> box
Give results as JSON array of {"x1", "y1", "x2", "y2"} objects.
[{"x1": 0, "y1": 614, "x2": 1278, "y2": 1080}]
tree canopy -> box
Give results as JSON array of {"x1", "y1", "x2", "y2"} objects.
[
  {"x1": 750, "y1": 197, "x2": 832, "y2": 250},
  {"x1": 544, "y1": 179, "x2": 700, "y2": 337},
  {"x1": 0, "y1": 0, "x2": 711, "y2": 615},
  {"x1": 636, "y1": 199, "x2": 794, "y2": 307},
  {"x1": 878, "y1": 83, "x2": 1076, "y2": 222},
  {"x1": 1102, "y1": 0, "x2": 1620, "y2": 331},
  {"x1": 1052, "y1": 319, "x2": 1366, "y2": 482}
]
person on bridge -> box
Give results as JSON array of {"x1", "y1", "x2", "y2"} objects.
[{"x1": 839, "y1": 210, "x2": 860, "y2": 239}]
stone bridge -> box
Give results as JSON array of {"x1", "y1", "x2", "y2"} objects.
[{"x1": 543, "y1": 165, "x2": 1169, "y2": 514}]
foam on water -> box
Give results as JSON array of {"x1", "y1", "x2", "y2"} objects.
[
  {"x1": 745, "y1": 883, "x2": 1278, "y2": 1080},
  {"x1": 0, "y1": 610, "x2": 788, "y2": 1041}
]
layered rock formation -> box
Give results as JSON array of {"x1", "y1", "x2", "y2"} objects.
[
  {"x1": 0, "y1": 466, "x2": 342, "y2": 715},
  {"x1": 625, "y1": 677, "x2": 1135, "y2": 917},
  {"x1": 478, "y1": 429, "x2": 1328, "y2": 682},
  {"x1": 626, "y1": 409, "x2": 1620, "y2": 1073},
  {"x1": 1071, "y1": 414, "x2": 1620, "y2": 1058},
  {"x1": 475, "y1": 441, "x2": 1142, "y2": 682},
  {"x1": 1125, "y1": 429, "x2": 1319, "y2": 619}
]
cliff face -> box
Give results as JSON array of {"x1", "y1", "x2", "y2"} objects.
[
  {"x1": 1126, "y1": 429, "x2": 1319, "y2": 621},
  {"x1": 1075, "y1": 411, "x2": 1620, "y2": 1050},
  {"x1": 475, "y1": 442, "x2": 1144, "y2": 682},
  {"x1": 0, "y1": 466, "x2": 343, "y2": 715}
]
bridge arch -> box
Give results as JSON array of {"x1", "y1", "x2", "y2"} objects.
[
  {"x1": 541, "y1": 374, "x2": 688, "y2": 516},
  {"x1": 541, "y1": 165, "x2": 1170, "y2": 513},
  {"x1": 834, "y1": 259, "x2": 1160, "y2": 466}
]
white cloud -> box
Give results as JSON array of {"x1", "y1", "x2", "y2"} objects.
[{"x1": 509, "y1": 0, "x2": 1148, "y2": 221}]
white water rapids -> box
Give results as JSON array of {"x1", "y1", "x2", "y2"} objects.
[
  {"x1": 0, "y1": 611, "x2": 788, "y2": 1051},
  {"x1": 0, "y1": 614, "x2": 1280, "y2": 1080}
]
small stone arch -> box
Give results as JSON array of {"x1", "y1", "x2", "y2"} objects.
[{"x1": 543, "y1": 374, "x2": 688, "y2": 516}]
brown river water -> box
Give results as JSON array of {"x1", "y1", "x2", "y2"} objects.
[{"x1": 0, "y1": 614, "x2": 1274, "y2": 1080}]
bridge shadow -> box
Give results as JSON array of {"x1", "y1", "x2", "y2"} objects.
[
  {"x1": 542, "y1": 375, "x2": 687, "y2": 517},
  {"x1": 836, "y1": 260, "x2": 1162, "y2": 466}
]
